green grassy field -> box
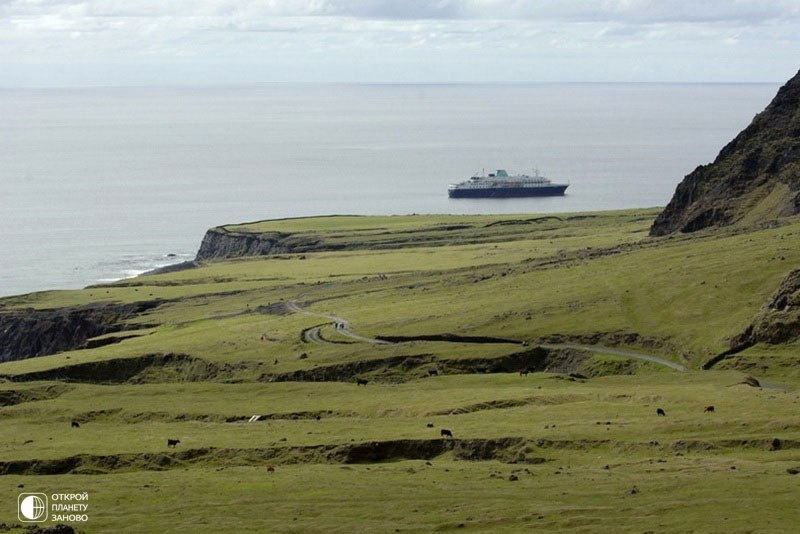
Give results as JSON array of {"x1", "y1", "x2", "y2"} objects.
[{"x1": 1, "y1": 209, "x2": 799, "y2": 533}]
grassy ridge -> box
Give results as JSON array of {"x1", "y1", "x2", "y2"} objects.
[
  {"x1": 2, "y1": 209, "x2": 800, "y2": 532},
  {"x1": 4, "y1": 208, "x2": 799, "y2": 374},
  {"x1": 1, "y1": 372, "x2": 798, "y2": 532}
]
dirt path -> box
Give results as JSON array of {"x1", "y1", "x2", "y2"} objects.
[
  {"x1": 302, "y1": 325, "x2": 334, "y2": 344},
  {"x1": 288, "y1": 301, "x2": 688, "y2": 372},
  {"x1": 289, "y1": 301, "x2": 393, "y2": 345},
  {"x1": 285, "y1": 303, "x2": 796, "y2": 389},
  {"x1": 542, "y1": 343, "x2": 687, "y2": 372}
]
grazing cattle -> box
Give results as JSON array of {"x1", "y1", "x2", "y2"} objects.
[
  {"x1": 440, "y1": 429, "x2": 453, "y2": 438},
  {"x1": 656, "y1": 408, "x2": 666, "y2": 417},
  {"x1": 266, "y1": 464, "x2": 276, "y2": 474},
  {"x1": 428, "y1": 369, "x2": 439, "y2": 376},
  {"x1": 167, "y1": 439, "x2": 181, "y2": 448},
  {"x1": 426, "y1": 422, "x2": 434, "y2": 428},
  {"x1": 519, "y1": 368, "x2": 530, "y2": 377},
  {"x1": 356, "y1": 378, "x2": 369, "y2": 386},
  {"x1": 71, "y1": 421, "x2": 80, "y2": 428},
  {"x1": 704, "y1": 405, "x2": 715, "y2": 413}
]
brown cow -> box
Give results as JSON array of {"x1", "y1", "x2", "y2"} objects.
[{"x1": 704, "y1": 405, "x2": 715, "y2": 413}]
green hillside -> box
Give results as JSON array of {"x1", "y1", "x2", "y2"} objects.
[{"x1": 1, "y1": 209, "x2": 799, "y2": 533}]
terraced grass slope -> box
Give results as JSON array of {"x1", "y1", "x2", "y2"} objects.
[{"x1": 1, "y1": 209, "x2": 799, "y2": 533}]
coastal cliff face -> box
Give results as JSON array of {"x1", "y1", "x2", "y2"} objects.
[
  {"x1": 194, "y1": 227, "x2": 323, "y2": 261},
  {"x1": 650, "y1": 69, "x2": 800, "y2": 236},
  {"x1": 0, "y1": 301, "x2": 160, "y2": 363}
]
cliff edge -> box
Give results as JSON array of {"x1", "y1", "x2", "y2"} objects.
[
  {"x1": 650, "y1": 69, "x2": 800, "y2": 236},
  {"x1": 194, "y1": 227, "x2": 324, "y2": 261},
  {"x1": 0, "y1": 301, "x2": 161, "y2": 362}
]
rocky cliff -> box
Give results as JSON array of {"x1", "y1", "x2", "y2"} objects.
[
  {"x1": 702, "y1": 267, "x2": 800, "y2": 370},
  {"x1": 650, "y1": 69, "x2": 800, "y2": 236},
  {"x1": 0, "y1": 301, "x2": 161, "y2": 362},
  {"x1": 732, "y1": 268, "x2": 800, "y2": 347},
  {"x1": 194, "y1": 227, "x2": 325, "y2": 261}
]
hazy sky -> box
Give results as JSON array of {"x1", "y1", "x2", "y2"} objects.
[{"x1": 1, "y1": 0, "x2": 798, "y2": 86}]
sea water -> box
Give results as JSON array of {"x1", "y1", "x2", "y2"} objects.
[{"x1": 0, "y1": 83, "x2": 779, "y2": 297}]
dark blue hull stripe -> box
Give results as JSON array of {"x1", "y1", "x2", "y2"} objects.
[{"x1": 448, "y1": 186, "x2": 568, "y2": 198}]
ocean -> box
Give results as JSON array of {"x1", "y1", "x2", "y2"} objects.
[{"x1": 0, "y1": 83, "x2": 779, "y2": 298}]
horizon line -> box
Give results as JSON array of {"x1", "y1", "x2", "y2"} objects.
[{"x1": 0, "y1": 80, "x2": 783, "y2": 91}]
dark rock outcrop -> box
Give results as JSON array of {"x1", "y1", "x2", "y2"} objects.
[
  {"x1": 731, "y1": 268, "x2": 800, "y2": 346},
  {"x1": 4, "y1": 352, "x2": 223, "y2": 384},
  {"x1": 0, "y1": 301, "x2": 161, "y2": 362},
  {"x1": 705, "y1": 267, "x2": 800, "y2": 369},
  {"x1": 651, "y1": 69, "x2": 800, "y2": 235},
  {"x1": 142, "y1": 260, "x2": 199, "y2": 276}
]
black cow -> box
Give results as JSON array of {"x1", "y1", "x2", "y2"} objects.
[
  {"x1": 356, "y1": 378, "x2": 368, "y2": 386},
  {"x1": 71, "y1": 421, "x2": 80, "y2": 428},
  {"x1": 440, "y1": 429, "x2": 453, "y2": 438},
  {"x1": 167, "y1": 439, "x2": 181, "y2": 447},
  {"x1": 704, "y1": 405, "x2": 715, "y2": 413},
  {"x1": 656, "y1": 408, "x2": 666, "y2": 417}
]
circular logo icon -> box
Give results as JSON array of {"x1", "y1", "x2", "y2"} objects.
[{"x1": 19, "y1": 494, "x2": 47, "y2": 521}]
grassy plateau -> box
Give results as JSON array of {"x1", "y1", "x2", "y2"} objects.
[{"x1": 1, "y1": 208, "x2": 799, "y2": 533}]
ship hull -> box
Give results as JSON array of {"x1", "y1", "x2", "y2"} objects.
[{"x1": 448, "y1": 184, "x2": 568, "y2": 198}]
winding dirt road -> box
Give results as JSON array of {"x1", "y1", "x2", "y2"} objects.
[
  {"x1": 288, "y1": 300, "x2": 393, "y2": 345},
  {"x1": 283, "y1": 303, "x2": 796, "y2": 391},
  {"x1": 287, "y1": 300, "x2": 690, "y2": 372},
  {"x1": 541, "y1": 343, "x2": 687, "y2": 372}
]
